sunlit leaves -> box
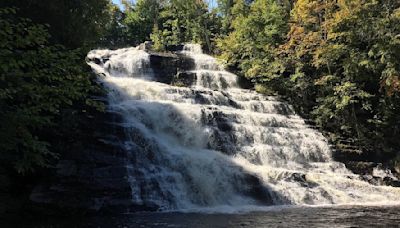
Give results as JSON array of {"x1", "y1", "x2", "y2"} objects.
[
  {"x1": 217, "y1": 0, "x2": 400, "y2": 156},
  {"x1": 148, "y1": 0, "x2": 221, "y2": 51},
  {"x1": 217, "y1": 0, "x2": 288, "y2": 79}
]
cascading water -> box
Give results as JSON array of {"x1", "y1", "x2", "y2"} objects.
[{"x1": 87, "y1": 44, "x2": 400, "y2": 212}]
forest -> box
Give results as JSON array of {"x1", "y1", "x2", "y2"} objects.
[{"x1": 1, "y1": 0, "x2": 399, "y2": 178}]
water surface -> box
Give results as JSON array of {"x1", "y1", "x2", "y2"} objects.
[{"x1": 6, "y1": 205, "x2": 400, "y2": 228}]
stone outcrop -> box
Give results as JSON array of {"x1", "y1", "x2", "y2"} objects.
[{"x1": 27, "y1": 108, "x2": 135, "y2": 214}]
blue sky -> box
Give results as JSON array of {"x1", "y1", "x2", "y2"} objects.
[{"x1": 112, "y1": 0, "x2": 124, "y2": 9}]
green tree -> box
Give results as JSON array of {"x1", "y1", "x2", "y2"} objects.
[
  {"x1": 151, "y1": 0, "x2": 220, "y2": 52},
  {"x1": 124, "y1": 0, "x2": 164, "y2": 45},
  {"x1": 101, "y1": 4, "x2": 128, "y2": 47},
  {"x1": 0, "y1": 8, "x2": 102, "y2": 173},
  {"x1": 217, "y1": 0, "x2": 234, "y2": 34},
  {"x1": 217, "y1": 0, "x2": 400, "y2": 163},
  {"x1": 0, "y1": 0, "x2": 112, "y2": 48},
  {"x1": 217, "y1": 0, "x2": 288, "y2": 79},
  {"x1": 311, "y1": 0, "x2": 400, "y2": 156}
]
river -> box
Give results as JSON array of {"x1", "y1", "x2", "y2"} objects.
[{"x1": 4, "y1": 205, "x2": 400, "y2": 227}]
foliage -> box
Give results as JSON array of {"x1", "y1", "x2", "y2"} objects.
[
  {"x1": 217, "y1": 0, "x2": 234, "y2": 34},
  {"x1": 124, "y1": 0, "x2": 163, "y2": 45},
  {"x1": 150, "y1": 0, "x2": 221, "y2": 52},
  {"x1": 101, "y1": 4, "x2": 129, "y2": 47},
  {"x1": 100, "y1": 0, "x2": 221, "y2": 51},
  {"x1": 0, "y1": 8, "x2": 103, "y2": 173},
  {"x1": 217, "y1": 0, "x2": 288, "y2": 78},
  {"x1": 0, "y1": 0, "x2": 112, "y2": 48},
  {"x1": 218, "y1": 0, "x2": 400, "y2": 161}
]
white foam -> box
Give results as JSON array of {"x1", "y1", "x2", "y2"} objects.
[{"x1": 87, "y1": 44, "x2": 400, "y2": 212}]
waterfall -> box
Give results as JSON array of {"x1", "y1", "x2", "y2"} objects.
[{"x1": 87, "y1": 44, "x2": 400, "y2": 212}]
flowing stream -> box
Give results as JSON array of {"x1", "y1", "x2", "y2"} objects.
[{"x1": 87, "y1": 44, "x2": 400, "y2": 212}]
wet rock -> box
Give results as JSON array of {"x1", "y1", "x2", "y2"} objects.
[
  {"x1": 138, "y1": 41, "x2": 153, "y2": 51},
  {"x1": 165, "y1": 44, "x2": 185, "y2": 52},
  {"x1": 56, "y1": 160, "x2": 77, "y2": 177},
  {"x1": 344, "y1": 162, "x2": 377, "y2": 175},
  {"x1": 360, "y1": 174, "x2": 398, "y2": 186},
  {"x1": 149, "y1": 53, "x2": 178, "y2": 84},
  {"x1": 286, "y1": 173, "x2": 318, "y2": 188},
  {"x1": 172, "y1": 72, "x2": 196, "y2": 87},
  {"x1": 241, "y1": 173, "x2": 288, "y2": 205},
  {"x1": 217, "y1": 122, "x2": 232, "y2": 132},
  {"x1": 383, "y1": 177, "x2": 400, "y2": 187},
  {"x1": 93, "y1": 58, "x2": 101, "y2": 65},
  {"x1": 26, "y1": 108, "x2": 141, "y2": 214}
]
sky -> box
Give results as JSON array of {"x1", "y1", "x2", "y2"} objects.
[{"x1": 112, "y1": 0, "x2": 124, "y2": 9}]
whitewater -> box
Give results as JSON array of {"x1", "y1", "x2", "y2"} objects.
[{"x1": 87, "y1": 44, "x2": 400, "y2": 212}]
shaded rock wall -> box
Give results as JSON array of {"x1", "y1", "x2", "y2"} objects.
[{"x1": 28, "y1": 108, "x2": 134, "y2": 214}]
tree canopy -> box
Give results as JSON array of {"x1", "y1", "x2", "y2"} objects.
[
  {"x1": 0, "y1": 2, "x2": 107, "y2": 173},
  {"x1": 217, "y1": 0, "x2": 400, "y2": 162}
]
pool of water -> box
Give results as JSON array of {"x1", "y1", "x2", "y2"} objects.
[{"x1": 3, "y1": 205, "x2": 400, "y2": 228}]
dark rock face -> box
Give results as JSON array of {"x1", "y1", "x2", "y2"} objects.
[
  {"x1": 138, "y1": 41, "x2": 153, "y2": 51},
  {"x1": 165, "y1": 44, "x2": 185, "y2": 52},
  {"x1": 0, "y1": 106, "x2": 139, "y2": 216},
  {"x1": 171, "y1": 72, "x2": 197, "y2": 87},
  {"x1": 344, "y1": 161, "x2": 400, "y2": 188},
  {"x1": 149, "y1": 52, "x2": 179, "y2": 84},
  {"x1": 28, "y1": 109, "x2": 138, "y2": 214}
]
